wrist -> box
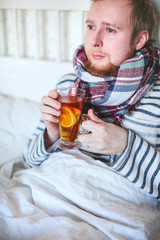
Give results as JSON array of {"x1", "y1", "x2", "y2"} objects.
[
  {"x1": 44, "y1": 129, "x2": 59, "y2": 149},
  {"x1": 109, "y1": 129, "x2": 130, "y2": 167}
]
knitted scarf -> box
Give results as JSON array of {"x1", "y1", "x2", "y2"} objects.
[{"x1": 73, "y1": 43, "x2": 160, "y2": 125}]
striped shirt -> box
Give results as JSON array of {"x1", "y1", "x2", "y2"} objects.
[{"x1": 23, "y1": 74, "x2": 160, "y2": 199}]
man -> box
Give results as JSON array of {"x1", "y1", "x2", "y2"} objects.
[{"x1": 23, "y1": 0, "x2": 160, "y2": 199}]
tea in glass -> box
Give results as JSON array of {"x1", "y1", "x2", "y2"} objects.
[{"x1": 57, "y1": 87, "x2": 85, "y2": 149}]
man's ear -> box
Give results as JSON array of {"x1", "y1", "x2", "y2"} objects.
[{"x1": 135, "y1": 31, "x2": 149, "y2": 50}]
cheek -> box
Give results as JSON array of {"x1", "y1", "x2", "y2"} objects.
[
  {"x1": 84, "y1": 35, "x2": 90, "y2": 51},
  {"x1": 84, "y1": 31, "x2": 95, "y2": 50},
  {"x1": 84, "y1": 44, "x2": 90, "y2": 60},
  {"x1": 110, "y1": 44, "x2": 133, "y2": 66}
]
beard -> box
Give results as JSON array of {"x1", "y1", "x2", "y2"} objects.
[
  {"x1": 84, "y1": 47, "x2": 135, "y2": 78},
  {"x1": 84, "y1": 59, "x2": 118, "y2": 78}
]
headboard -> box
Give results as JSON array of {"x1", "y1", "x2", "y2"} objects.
[{"x1": 0, "y1": 0, "x2": 159, "y2": 102}]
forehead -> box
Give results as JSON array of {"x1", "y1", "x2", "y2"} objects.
[{"x1": 88, "y1": 0, "x2": 132, "y2": 27}]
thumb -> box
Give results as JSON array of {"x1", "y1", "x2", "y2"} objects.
[
  {"x1": 88, "y1": 109, "x2": 104, "y2": 123},
  {"x1": 69, "y1": 85, "x2": 77, "y2": 96}
]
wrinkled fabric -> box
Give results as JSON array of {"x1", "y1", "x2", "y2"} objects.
[{"x1": 73, "y1": 43, "x2": 160, "y2": 124}]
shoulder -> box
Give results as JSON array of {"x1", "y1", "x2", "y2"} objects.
[
  {"x1": 123, "y1": 77, "x2": 160, "y2": 146},
  {"x1": 56, "y1": 73, "x2": 78, "y2": 89}
]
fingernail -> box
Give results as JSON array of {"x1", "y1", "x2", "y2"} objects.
[
  {"x1": 55, "y1": 118, "x2": 59, "y2": 123},
  {"x1": 56, "y1": 104, "x2": 61, "y2": 109},
  {"x1": 56, "y1": 110, "x2": 60, "y2": 116}
]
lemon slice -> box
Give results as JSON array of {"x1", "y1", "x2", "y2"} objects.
[
  {"x1": 70, "y1": 107, "x2": 81, "y2": 121},
  {"x1": 59, "y1": 106, "x2": 76, "y2": 128}
]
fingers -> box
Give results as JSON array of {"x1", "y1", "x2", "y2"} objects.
[
  {"x1": 79, "y1": 115, "x2": 127, "y2": 155},
  {"x1": 40, "y1": 106, "x2": 60, "y2": 123},
  {"x1": 78, "y1": 132, "x2": 103, "y2": 152},
  {"x1": 81, "y1": 116, "x2": 103, "y2": 133},
  {"x1": 80, "y1": 109, "x2": 106, "y2": 135},
  {"x1": 48, "y1": 89, "x2": 59, "y2": 99},
  {"x1": 40, "y1": 101, "x2": 61, "y2": 115},
  {"x1": 40, "y1": 89, "x2": 61, "y2": 123},
  {"x1": 88, "y1": 109, "x2": 104, "y2": 123},
  {"x1": 41, "y1": 90, "x2": 61, "y2": 109},
  {"x1": 78, "y1": 132, "x2": 92, "y2": 144},
  {"x1": 69, "y1": 85, "x2": 77, "y2": 96},
  {"x1": 78, "y1": 109, "x2": 108, "y2": 153}
]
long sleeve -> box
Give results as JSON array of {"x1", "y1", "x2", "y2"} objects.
[
  {"x1": 110, "y1": 78, "x2": 160, "y2": 199},
  {"x1": 110, "y1": 130, "x2": 160, "y2": 199},
  {"x1": 23, "y1": 73, "x2": 78, "y2": 168},
  {"x1": 23, "y1": 120, "x2": 52, "y2": 167}
]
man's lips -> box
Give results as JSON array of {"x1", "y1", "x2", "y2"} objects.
[{"x1": 91, "y1": 53, "x2": 105, "y2": 60}]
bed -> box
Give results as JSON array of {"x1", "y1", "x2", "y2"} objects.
[{"x1": 0, "y1": 0, "x2": 160, "y2": 239}]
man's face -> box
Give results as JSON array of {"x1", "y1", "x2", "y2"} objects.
[{"x1": 84, "y1": 0, "x2": 136, "y2": 76}]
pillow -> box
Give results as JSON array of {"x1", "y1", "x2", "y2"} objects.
[
  {"x1": 0, "y1": 94, "x2": 41, "y2": 138},
  {"x1": 0, "y1": 94, "x2": 41, "y2": 164}
]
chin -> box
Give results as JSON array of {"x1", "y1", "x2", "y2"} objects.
[
  {"x1": 84, "y1": 60, "x2": 118, "y2": 78},
  {"x1": 91, "y1": 61, "x2": 108, "y2": 69}
]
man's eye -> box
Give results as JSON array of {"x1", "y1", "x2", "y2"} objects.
[
  {"x1": 87, "y1": 25, "x2": 95, "y2": 30},
  {"x1": 106, "y1": 28, "x2": 114, "y2": 33}
]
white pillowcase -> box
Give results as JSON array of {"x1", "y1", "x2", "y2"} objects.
[
  {"x1": 0, "y1": 94, "x2": 41, "y2": 137},
  {"x1": 0, "y1": 94, "x2": 41, "y2": 164}
]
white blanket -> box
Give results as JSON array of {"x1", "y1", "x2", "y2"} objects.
[
  {"x1": 0, "y1": 149, "x2": 160, "y2": 240},
  {"x1": 0, "y1": 93, "x2": 160, "y2": 240}
]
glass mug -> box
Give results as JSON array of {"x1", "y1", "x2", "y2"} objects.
[{"x1": 57, "y1": 87, "x2": 87, "y2": 149}]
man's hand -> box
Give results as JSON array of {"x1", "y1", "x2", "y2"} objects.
[
  {"x1": 78, "y1": 109, "x2": 127, "y2": 155},
  {"x1": 40, "y1": 90, "x2": 61, "y2": 148}
]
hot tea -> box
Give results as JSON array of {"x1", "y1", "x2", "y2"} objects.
[{"x1": 58, "y1": 88, "x2": 85, "y2": 149}]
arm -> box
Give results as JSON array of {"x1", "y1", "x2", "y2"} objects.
[
  {"x1": 78, "y1": 109, "x2": 160, "y2": 199},
  {"x1": 23, "y1": 73, "x2": 78, "y2": 167},
  {"x1": 23, "y1": 120, "x2": 52, "y2": 168},
  {"x1": 23, "y1": 89, "x2": 61, "y2": 168},
  {"x1": 111, "y1": 130, "x2": 160, "y2": 199}
]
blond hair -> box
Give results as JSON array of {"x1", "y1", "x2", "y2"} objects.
[{"x1": 90, "y1": 0, "x2": 155, "y2": 43}]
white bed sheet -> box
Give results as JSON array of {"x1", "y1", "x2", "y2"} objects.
[{"x1": 0, "y1": 93, "x2": 160, "y2": 240}]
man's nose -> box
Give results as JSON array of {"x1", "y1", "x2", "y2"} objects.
[{"x1": 91, "y1": 31, "x2": 103, "y2": 48}]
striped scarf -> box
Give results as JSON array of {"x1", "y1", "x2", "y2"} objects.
[{"x1": 73, "y1": 43, "x2": 160, "y2": 125}]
